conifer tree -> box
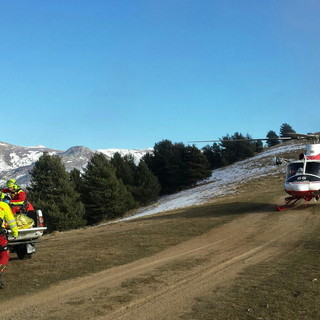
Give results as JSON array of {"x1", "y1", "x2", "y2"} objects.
[
  {"x1": 182, "y1": 145, "x2": 211, "y2": 186},
  {"x1": 27, "y1": 153, "x2": 86, "y2": 232},
  {"x1": 220, "y1": 133, "x2": 255, "y2": 164},
  {"x1": 280, "y1": 123, "x2": 296, "y2": 137},
  {"x1": 144, "y1": 140, "x2": 214, "y2": 194},
  {"x1": 70, "y1": 168, "x2": 82, "y2": 193},
  {"x1": 111, "y1": 153, "x2": 160, "y2": 205},
  {"x1": 266, "y1": 130, "x2": 280, "y2": 147},
  {"x1": 253, "y1": 140, "x2": 264, "y2": 153},
  {"x1": 81, "y1": 153, "x2": 136, "y2": 224},
  {"x1": 144, "y1": 140, "x2": 185, "y2": 194},
  {"x1": 132, "y1": 161, "x2": 161, "y2": 205},
  {"x1": 202, "y1": 143, "x2": 226, "y2": 169},
  {"x1": 110, "y1": 153, "x2": 136, "y2": 187}
]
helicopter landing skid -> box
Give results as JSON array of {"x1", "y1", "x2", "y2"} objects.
[{"x1": 276, "y1": 197, "x2": 301, "y2": 211}]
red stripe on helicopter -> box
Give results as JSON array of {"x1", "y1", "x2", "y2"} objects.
[
  {"x1": 306, "y1": 155, "x2": 320, "y2": 160},
  {"x1": 287, "y1": 190, "x2": 319, "y2": 198}
]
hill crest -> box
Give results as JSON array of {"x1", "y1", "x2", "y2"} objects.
[{"x1": 0, "y1": 141, "x2": 152, "y2": 186}]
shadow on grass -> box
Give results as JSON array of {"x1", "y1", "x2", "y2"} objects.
[
  {"x1": 136, "y1": 200, "x2": 275, "y2": 222},
  {"x1": 287, "y1": 202, "x2": 320, "y2": 211}
]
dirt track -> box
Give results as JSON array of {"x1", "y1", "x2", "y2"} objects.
[{"x1": 0, "y1": 205, "x2": 318, "y2": 320}]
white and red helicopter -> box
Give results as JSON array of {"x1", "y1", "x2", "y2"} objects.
[
  {"x1": 273, "y1": 132, "x2": 320, "y2": 211},
  {"x1": 190, "y1": 131, "x2": 320, "y2": 211}
]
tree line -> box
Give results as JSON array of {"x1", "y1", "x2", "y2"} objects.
[
  {"x1": 201, "y1": 123, "x2": 295, "y2": 169},
  {"x1": 266, "y1": 123, "x2": 296, "y2": 147},
  {"x1": 27, "y1": 152, "x2": 161, "y2": 231},
  {"x1": 26, "y1": 123, "x2": 295, "y2": 232},
  {"x1": 27, "y1": 142, "x2": 212, "y2": 231}
]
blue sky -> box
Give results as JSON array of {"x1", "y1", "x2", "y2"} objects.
[{"x1": 1, "y1": 1, "x2": 319, "y2": 151}]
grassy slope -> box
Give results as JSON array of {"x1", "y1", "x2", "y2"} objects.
[
  {"x1": 3, "y1": 176, "x2": 277, "y2": 300},
  {"x1": 3, "y1": 173, "x2": 320, "y2": 320}
]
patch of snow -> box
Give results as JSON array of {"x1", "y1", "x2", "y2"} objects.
[
  {"x1": 253, "y1": 143, "x2": 303, "y2": 160},
  {"x1": 24, "y1": 145, "x2": 47, "y2": 148},
  {"x1": 97, "y1": 148, "x2": 153, "y2": 163},
  {"x1": 0, "y1": 158, "x2": 14, "y2": 171},
  {"x1": 9, "y1": 151, "x2": 43, "y2": 167}
]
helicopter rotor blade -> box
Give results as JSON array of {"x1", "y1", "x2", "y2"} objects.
[
  {"x1": 284, "y1": 132, "x2": 320, "y2": 141},
  {"x1": 188, "y1": 137, "x2": 292, "y2": 143},
  {"x1": 188, "y1": 131, "x2": 320, "y2": 144},
  {"x1": 284, "y1": 132, "x2": 308, "y2": 138}
]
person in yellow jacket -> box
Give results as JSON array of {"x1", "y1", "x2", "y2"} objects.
[
  {"x1": 1, "y1": 179, "x2": 34, "y2": 214},
  {"x1": 0, "y1": 201, "x2": 19, "y2": 289}
]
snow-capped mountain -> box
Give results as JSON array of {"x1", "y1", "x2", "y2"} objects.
[{"x1": 0, "y1": 141, "x2": 153, "y2": 187}]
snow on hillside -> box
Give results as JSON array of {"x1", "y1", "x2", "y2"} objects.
[
  {"x1": 25, "y1": 145, "x2": 48, "y2": 148},
  {"x1": 109, "y1": 142, "x2": 304, "y2": 224},
  {"x1": 9, "y1": 151, "x2": 44, "y2": 167}
]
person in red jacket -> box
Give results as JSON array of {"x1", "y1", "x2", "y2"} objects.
[{"x1": 1, "y1": 179, "x2": 34, "y2": 214}]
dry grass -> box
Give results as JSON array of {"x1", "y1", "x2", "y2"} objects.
[
  {"x1": 184, "y1": 189, "x2": 320, "y2": 320},
  {"x1": 3, "y1": 172, "x2": 320, "y2": 320},
  {"x1": 184, "y1": 208, "x2": 320, "y2": 320},
  {"x1": 2, "y1": 175, "x2": 279, "y2": 301}
]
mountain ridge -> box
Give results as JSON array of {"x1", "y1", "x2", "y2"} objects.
[{"x1": 0, "y1": 141, "x2": 152, "y2": 187}]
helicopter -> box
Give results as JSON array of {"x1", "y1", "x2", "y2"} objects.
[
  {"x1": 189, "y1": 131, "x2": 320, "y2": 211},
  {"x1": 273, "y1": 132, "x2": 320, "y2": 211}
]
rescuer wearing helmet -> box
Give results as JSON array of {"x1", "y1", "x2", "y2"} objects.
[
  {"x1": 1, "y1": 179, "x2": 34, "y2": 214},
  {"x1": 0, "y1": 201, "x2": 19, "y2": 288}
]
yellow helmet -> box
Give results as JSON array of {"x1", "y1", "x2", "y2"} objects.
[{"x1": 6, "y1": 179, "x2": 17, "y2": 189}]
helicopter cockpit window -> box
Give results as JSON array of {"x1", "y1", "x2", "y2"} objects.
[
  {"x1": 286, "y1": 163, "x2": 304, "y2": 178},
  {"x1": 305, "y1": 162, "x2": 320, "y2": 176}
]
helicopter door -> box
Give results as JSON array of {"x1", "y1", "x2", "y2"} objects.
[{"x1": 305, "y1": 162, "x2": 320, "y2": 176}]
